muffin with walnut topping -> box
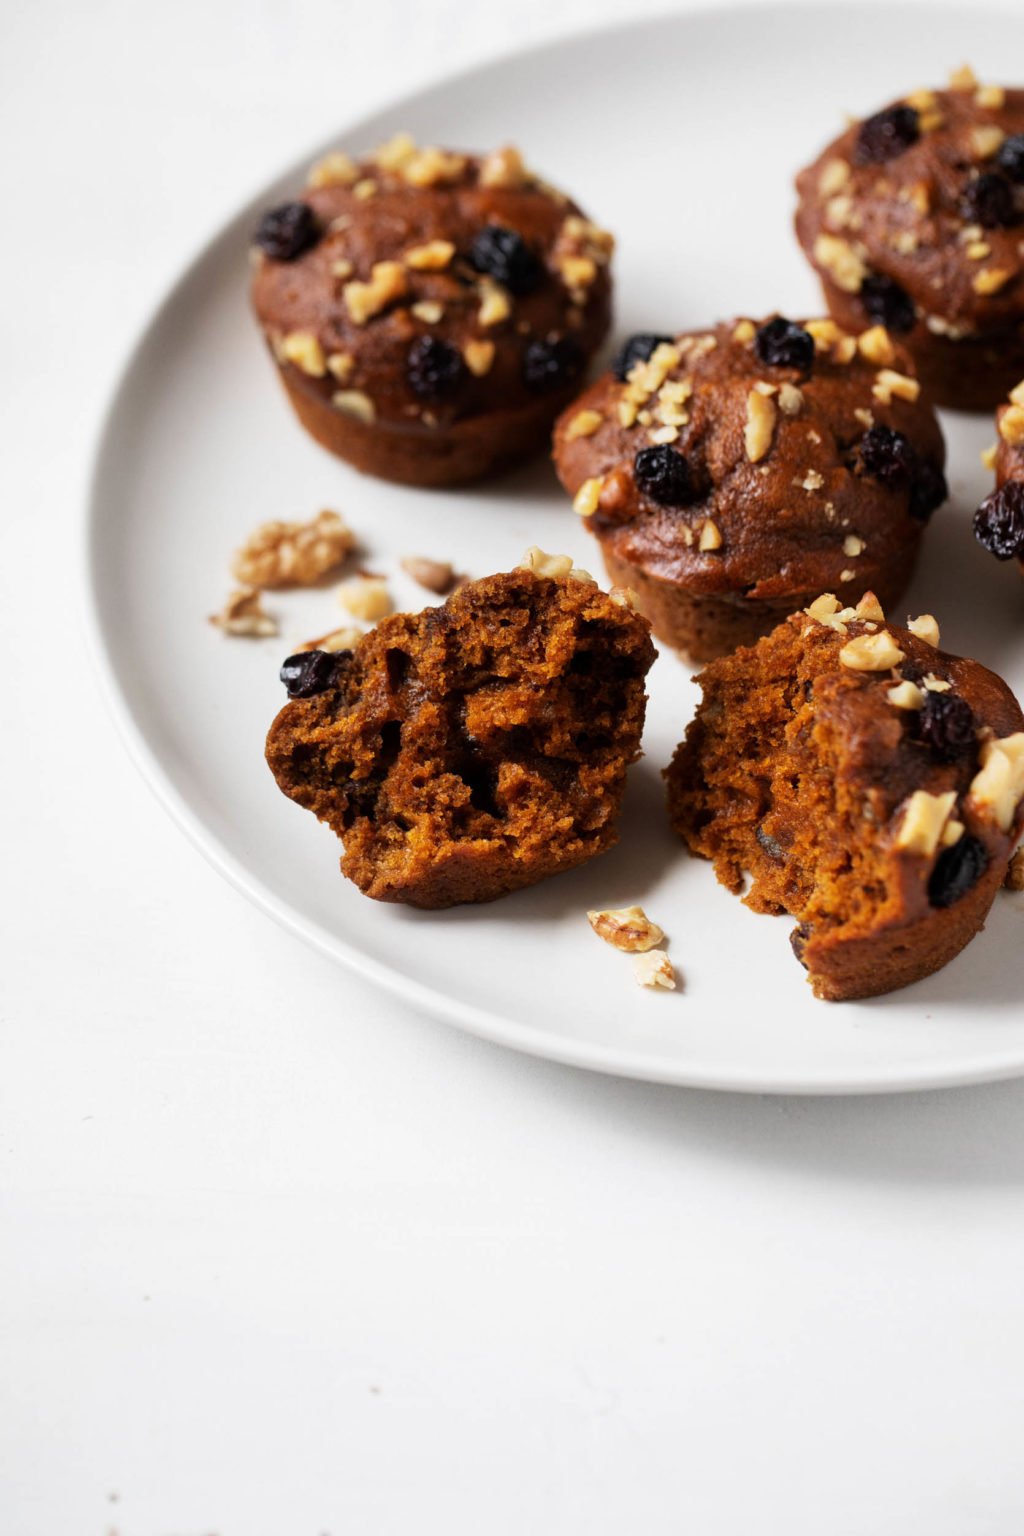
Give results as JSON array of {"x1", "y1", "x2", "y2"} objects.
[
  {"x1": 552, "y1": 315, "x2": 946, "y2": 663},
  {"x1": 666, "y1": 593, "x2": 1024, "y2": 1001},
  {"x1": 795, "y1": 68, "x2": 1024, "y2": 411},
  {"x1": 249, "y1": 135, "x2": 613, "y2": 486},
  {"x1": 974, "y1": 378, "x2": 1024, "y2": 570}
]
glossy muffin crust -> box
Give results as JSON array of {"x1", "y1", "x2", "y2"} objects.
[
  {"x1": 553, "y1": 316, "x2": 946, "y2": 663},
  {"x1": 795, "y1": 69, "x2": 1024, "y2": 410},
  {"x1": 666, "y1": 593, "x2": 1024, "y2": 1001},
  {"x1": 250, "y1": 136, "x2": 613, "y2": 485},
  {"x1": 266, "y1": 558, "x2": 655, "y2": 908}
]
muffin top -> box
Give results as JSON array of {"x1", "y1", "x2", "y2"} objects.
[
  {"x1": 249, "y1": 135, "x2": 613, "y2": 432},
  {"x1": 553, "y1": 316, "x2": 946, "y2": 602},
  {"x1": 975, "y1": 378, "x2": 1024, "y2": 565},
  {"x1": 795, "y1": 69, "x2": 1024, "y2": 335}
]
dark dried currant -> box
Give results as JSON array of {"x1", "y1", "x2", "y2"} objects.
[
  {"x1": 407, "y1": 336, "x2": 465, "y2": 399},
  {"x1": 859, "y1": 273, "x2": 916, "y2": 333},
  {"x1": 909, "y1": 458, "x2": 948, "y2": 522},
  {"x1": 280, "y1": 649, "x2": 338, "y2": 699},
  {"x1": 917, "y1": 691, "x2": 976, "y2": 761},
  {"x1": 996, "y1": 133, "x2": 1024, "y2": 184},
  {"x1": 612, "y1": 333, "x2": 674, "y2": 382},
  {"x1": 790, "y1": 923, "x2": 811, "y2": 967},
  {"x1": 469, "y1": 225, "x2": 542, "y2": 295},
  {"x1": 854, "y1": 105, "x2": 920, "y2": 165},
  {"x1": 754, "y1": 317, "x2": 815, "y2": 373},
  {"x1": 254, "y1": 202, "x2": 321, "y2": 261},
  {"x1": 633, "y1": 444, "x2": 695, "y2": 507},
  {"x1": 974, "y1": 481, "x2": 1024, "y2": 559},
  {"x1": 928, "y1": 835, "x2": 988, "y2": 909},
  {"x1": 522, "y1": 335, "x2": 582, "y2": 392},
  {"x1": 755, "y1": 825, "x2": 786, "y2": 862},
  {"x1": 962, "y1": 172, "x2": 1017, "y2": 229},
  {"x1": 856, "y1": 424, "x2": 917, "y2": 486}
]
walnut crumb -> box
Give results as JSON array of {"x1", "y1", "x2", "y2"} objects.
[
  {"x1": 462, "y1": 339, "x2": 495, "y2": 377},
  {"x1": 949, "y1": 63, "x2": 979, "y2": 90},
  {"x1": 587, "y1": 905, "x2": 665, "y2": 953},
  {"x1": 307, "y1": 151, "x2": 358, "y2": 188},
  {"x1": 998, "y1": 405, "x2": 1024, "y2": 446},
  {"x1": 277, "y1": 331, "x2": 326, "y2": 377},
  {"x1": 888, "y1": 679, "x2": 926, "y2": 710},
  {"x1": 565, "y1": 409, "x2": 603, "y2": 441},
  {"x1": 873, "y1": 369, "x2": 920, "y2": 405},
  {"x1": 411, "y1": 300, "x2": 444, "y2": 324},
  {"x1": 812, "y1": 234, "x2": 869, "y2": 292},
  {"x1": 907, "y1": 613, "x2": 940, "y2": 647},
  {"x1": 332, "y1": 389, "x2": 376, "y2": 424},
  {"x1": 744, "y1": 389, "x2": 777, "y2": 463},
  {"x1": 326, "y1": 351, "x2": 355, "y2": 383},
  {"x1": 518, "y1": 547, "x2": 595, "y2": 584},
  {"x1": 337, "y1": 575, "x2": 392, "y2": 622},
  {"x1": 232, "y1": 509, "x2": 354, "y2": 589},
  {"x1": 573, "y1": 477, "x2": 603, "y2": 517},
  {"x1": 402, "y1": 147, "x2": 466, "y2": 187},
  {"x1": 896, "y1": 790, "x2": 959, "y2": 856},
  {"x1": 478, "y1": 278, "x2": 511, "y2": 327},
  {"x1": 778, "y1": 383, "x2": 804, "y2": 415},
  {"x1": 404, "y1": 240, "x2": 456, "y2": 271},
  {"x1": 343, "y1": 261, "x2": 408, "y2": 325},
  {"x1": 209, "y1": 588, "x2": 278, "y2": 638},
  {"x1": 969, "y1": 734, "x2": 1024, "y2": 831},
  {"x1": 858, "y1": 326, "x2": 896, "y2": 366},
  {"x1": 479, "y1": 145, "x2": 528, "y2": 189},
  {"x1": 839, "y1": 630, "x2": 905, "y2": 670},
  {"x1": 699, "y1": 519, "x2": 723, "y2": 551},
  {"x1": 971, "y1": 125, "x2": 1005, "y2": 159},
  {"x1": 633, "y1": 950, "x2": 677, "y2": 991},
  {"x1": 973, "y1": 267, "x2": 1014, "y2": 296},
  {"x1": 299, "y1": 625, "x2": 362, "y2": 654},
  {"x1": 400, "y1": 556, "x2": 456, "y2": 594}
]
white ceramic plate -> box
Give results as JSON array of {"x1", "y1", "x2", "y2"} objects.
[{"x1": 85, "y1": 2, "x2": 1024, "y2": 1093}]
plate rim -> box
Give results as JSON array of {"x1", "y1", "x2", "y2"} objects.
[{"x1": 81, "y1": 0, "x2": 1024, "y2": 1095}]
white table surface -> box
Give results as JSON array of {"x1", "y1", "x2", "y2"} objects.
[{"x1": 4, "y1": 0, "x2": 1024, "y2": 1530}]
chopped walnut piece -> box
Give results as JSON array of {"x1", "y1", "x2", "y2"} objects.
[
  {"x1": 330, "y1": 258, "x2": 355, "y2": 281},
  {"x1": 518, "y1": 547, "x2": 595, "y2": 583},
  {"x1": 299, "y1": 625, "x2": 362, "y2": 654},
  {"x1": 818, "y1": 157, "x2": 851, "y2": 197},
  {"x1": 888, "y1": 679, "x2": 926, "y2": 710},
  {"x1": 573, "y1": 477, "x2": 603, "y2": 517},
  {"x1": 971, "y1": 124, "x2": 1005, "y2": 159},
  {"x1": 609, "y1": 586, "x2": 639, "y2": 610},
  {"x1": 402, "y1": 147, "x2": 466, "y2": 186},
  {"x1": 778, "y1": 383, "x2": 804, "y2": 415},
  {"x1": 373, "y1": 131, "x2": 417, "y2": 171},
  {"x1": 411, "y1": 300, "x2": 444, "y2": 324},
  {"x1": 858, "y1": 325, "x2": 896, "y2": 366},
  {"x1": 337, "y1": 575, "x2": 392, "y2": 622},
  {"x1": 565, "y1": 409, "x2": 603, "y2": 441},
  {"x1": 209, "y1": 587, "x2": 278, "y2": 638},
  {"x1": 949, "y1": 63, "x2": 979, "y2": 90},
  {"x1": 478, "y1": 279, "x2": 511, "y2": 327},
  {"x1": 232, "y1": 509, "x2": 355, "y2": 589},
  {"x1": 559, "y1": 253, "x2": 598, "y2": 291},
  {"x1": 805, "y1": 318, "x2": 844, "y2": 350},
  {"x1": 998, "y1": 405, "x2": 1024, "y2": 446},
  {"x1": 404, "y1": 239, "x2": 455, "y2": 271},
  {"x1": 332, "y1": 389, "x2": 376, "y2": 424},
  {"x1": 839, "y1": 630, "x2": 905, "y2": 670},
  {"x1": 744, "y1": 389, "x2": 777, "y2": 463},
  {"x1": 479, "y1": 145, "x2": 528, "y2": 189},
  {"x1": 307, "y1": 151, "x2": 359, "y2": 188},
  {"x1": 907, "y1": 613, "x2": 940, "y2": 647},
  {"x1": 977, "y1": 83, "x2": 1006, "y2": 110},
  {"x1": 967, "y1": 241, "x2": 992, "y2": 261},
  {"x1": 812, "y1": 233, "x2": 869, "y2": 292},
  {"x1": 981, "y1": 442, "x2": 999, "y2": 471},
  {"x1": 463, "y1": 339, "x2": 495, "y2": 377},
  {"x1": 895, "y1": 789, "x2": 959, "y2": 856},
  {"x1": 732, "y1": 318, "x2": 757, "y2": 342},
  {"x1": 969, "y1": 734, "x2": 1024, "y2": 832},
  {"x1": 633, "y1": 950, "x2": 677, "y2": 991},
  {"x1": 873, "y1": 369, "x2": 920, "y2": 405},
  {"x1": 277, "y1": 331, "x2": 326, "y2": 377},
  {"x1": 1010, "y1": 381, "x2": 1024, "y2": 408},
  {"x1": 353, "y1": 178, "x2": 377, "y2": 200},
  {"x1": 1005, "y1": 847, "x2": 1024, "y2": 891},
  {"x1": 343, "y1": 261, "x2": 408, "y2": 325},
  {"x1": 856, "y1": 591, "x2": 885, "y2": 621},
  {"x1": 587, "y1": 905, "x2": 665, "y2": 953},
  {"x1": 699, "y1": 519, "x2": 723, "y2": 552},
  {"x1": 326, "y1": 351, "x2": 355, "y2": 383},
  {"x1": 973, "y1": 267, "x2": 1014, "y2": 296},
  {"x1": 843, "y1": 533, "x2": 865, "y2": 557},
  {"x1": 400, "y1": 556, "x2": 456, "y2": 594}
]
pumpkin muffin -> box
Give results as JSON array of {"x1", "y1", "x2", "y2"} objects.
[
  {"x1": 552, "y1": 316, "x2": 946, "y2": 663},
  {"x1": 795, "y1": 68, "x2": 1024, "y2": 411},
  {"x1": 666, "y1": 593, "x2": 1024, "y2": 1001},
  {"x1": 974, "y1": 378, "x2": 1024, "y2": 569},
  {"x1": 250, "y1": 135, "x2": 613, "y2": 486},
  {"x1": 266, "y1": 555, "x2": 655, "y2": 908}
]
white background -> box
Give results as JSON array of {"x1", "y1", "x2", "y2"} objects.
[{"x1": 4, "y1": 0, "x2": 1024, "y2": 1531}]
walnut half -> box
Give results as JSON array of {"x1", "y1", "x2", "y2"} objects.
[{"x1": 231, "y1": 509, "x2": 355, "y2": 589}]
